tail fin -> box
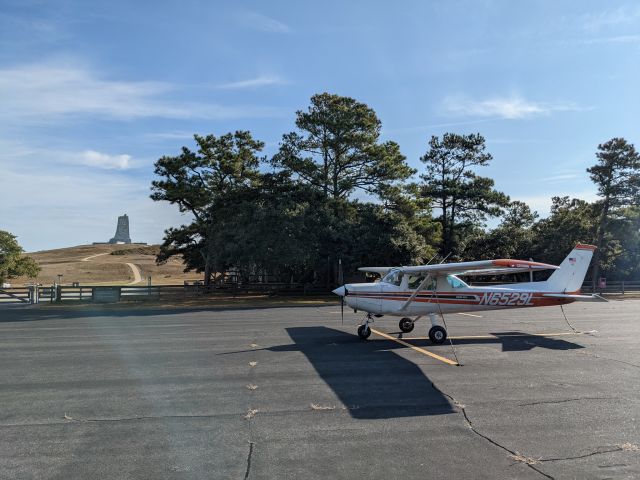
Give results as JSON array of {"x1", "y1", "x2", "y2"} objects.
[{"x1": 545, "y1": 244, "x2": 596, "y2": 293}]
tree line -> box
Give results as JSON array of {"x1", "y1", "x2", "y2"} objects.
[{"x1": 151, "y1": 92, "x2": 640, "y2": 288}]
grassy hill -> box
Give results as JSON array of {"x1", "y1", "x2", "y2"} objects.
[{"x1": 8, "y1": 244, "x2": 200, "y2": 286}]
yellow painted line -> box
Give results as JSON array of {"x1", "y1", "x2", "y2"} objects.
[
  {"x1": 457, "y1": 312, "x2": 483, "y2": 318},
  {"x1": 370, "y1": 328, "x2": 459, "y2": 366}
]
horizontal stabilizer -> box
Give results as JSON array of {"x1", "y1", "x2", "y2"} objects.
[{"x1": 542, "y1": 293, "x2": 608, "y2": 302}]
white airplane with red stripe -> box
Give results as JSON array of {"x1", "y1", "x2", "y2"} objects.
[{"x1": 332, "y1": 244, "x2": 606, "y2": 343}]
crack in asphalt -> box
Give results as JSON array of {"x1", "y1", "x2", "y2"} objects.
[
  {"x1": 429, "y1": 381, "x2": 554, "y2": 479},
  {"x1": 541, "y1": 446, "x2": 624, "y2": 463},
  {"x1": 0, "y1": 413, "x2": 230, "y2": 428},
  {"x1": 244, "y1": 442, "x2": 254, "y2": 480},
  {"x1": 575, "y1": 350, "x2": 640, "y2": 369},
  {"x1": 518, "y1": 396, "x2": 614, "y2": 407}
]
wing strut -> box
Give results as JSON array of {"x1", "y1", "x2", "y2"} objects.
[{"x1": 399, "y1": 274, "x2": 432, "y2": 312}]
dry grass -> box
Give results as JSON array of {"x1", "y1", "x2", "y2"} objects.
[
  {"x1": 509, "y1": 453, "x2": 541, "y2": 465},
  {"x1": 9, "y1": 244, "x2": 198, "y2": 286},
  {"x1": 310, "y1": 403, "x2": 336, "y2": 411},
  {"x1": 244, "y1": 408, "x2": 259, "y2": 420},
  {"x1": 619, "y1": 442, "x2": 640, "y2": 452}
]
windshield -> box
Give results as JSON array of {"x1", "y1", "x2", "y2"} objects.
[
  {"x1": 446, "y1": 275, "x2": 469, "y2": 289},
  {"x1": 381, "y1": 269, "x2": 403, "y2": 286}
]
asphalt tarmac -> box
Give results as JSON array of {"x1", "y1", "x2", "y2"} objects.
[{"x1": 1, "y1": 300, "x2": 639, "y2": 479}]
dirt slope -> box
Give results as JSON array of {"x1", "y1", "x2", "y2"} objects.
[{"x1": 9, "y1": 244, "x2": 200, "y2": 286}]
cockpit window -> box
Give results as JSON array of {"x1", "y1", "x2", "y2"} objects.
[
  {"x1": 446, "y1": 275, "x2": 468, "y2": 289},
  {"x1": 381, "y1": 269, "x2": 403, "y2": 286},
  {"x1": 407, "y1": 275, "x2": 436, "y2": 290}
]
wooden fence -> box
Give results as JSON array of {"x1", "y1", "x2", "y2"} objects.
[
  {"x1": 1, "y1": 283, "x2": 331, "y2": 305},
  {"x1": 1, "y1": 280, "x2": 639, "y2": 306}
]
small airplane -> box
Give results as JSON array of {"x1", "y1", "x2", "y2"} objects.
[{"x1": 332, "y1": 244, "x2": 606, "y2": 342}]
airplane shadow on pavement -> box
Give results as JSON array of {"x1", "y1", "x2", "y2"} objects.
[
  {"x1": 393, "y1": 331, "x2": 586, "y2": 352},
  {"x1": 267, "y1": 327, "x2": 586, "y2": 419},
  {"x1": 270, "y1": 326, "x2": 456, "y2": 419}
]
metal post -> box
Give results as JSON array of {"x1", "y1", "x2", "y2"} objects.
[{"x1": 622, "y1": 281, "x2": 625, "y2": 295}]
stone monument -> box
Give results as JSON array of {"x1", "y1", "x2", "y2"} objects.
[{"x1": 109, "y1": 214, "x2": 132, "y2": 244}]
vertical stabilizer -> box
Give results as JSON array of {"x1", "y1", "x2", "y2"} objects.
[{"x1": 545, "y1": 244, "x2": 596, "y2": 293}]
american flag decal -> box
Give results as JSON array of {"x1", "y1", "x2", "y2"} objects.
[{"x1": 569, "y1": 257, "x2": 576, "y2": 265}]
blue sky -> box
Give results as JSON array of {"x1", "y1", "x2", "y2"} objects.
[{"x1": 1, "y1": 0, "x2": 639, "y2": 252}]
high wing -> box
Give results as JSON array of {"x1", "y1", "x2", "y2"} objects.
[{"x1": 359, "y1": 259, "x2": 559, "y2": 277}]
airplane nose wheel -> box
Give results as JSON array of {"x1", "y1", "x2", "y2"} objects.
[
  {"x1": 357, "y1": 324, "x2": 372, "y2": 340},
  {"x1": 429, "y1": 325, "x2": 447, "y2": 344},
  {"x1": 399, "y1": 318, "x2": 415, "y2": 333}
]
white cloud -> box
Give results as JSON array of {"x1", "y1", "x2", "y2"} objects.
[
  {"x1": 216, "y1": 74, "x2": 287, "y2": 89},
  {"x1": 581, "y1": 34, "x2": 640, "y2": 45},
  {"x1": 239, "y1": 11, "x2": 291, "y2": 33},
  {"x1": 0, "y1": 166, "x2": 189, "y2": 252},
  {"x1": 581, "y1": 6, "x2": 640, "y2": 31},
  {"x1": 442, "y1": 95, "x2": 584, "y2": 120},
  {"x1": 77, "y1": 150, "x2": 131, "y2": 170},
  {"x1": 1, "y1": 141, "x2": 135, "y2": 170},
  {"x1": 539, "y1": 173, "x2": 581, "y2": 183},
  {"x1": 0, "y1": 62, "x2": 282, "y2": 123}
]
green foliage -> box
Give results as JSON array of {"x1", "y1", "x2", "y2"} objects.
[
  {"x1": 587, "y1": 138, "x2": 640, "y2": 285},
  {"x1": 0, "y1": 231, "x2": 40, "y2": 283},
  {"x1": 463, "y1": 201, "x2": 539, "y2": 261},
  {"x1": 150, "y1": 97, "x2": 640, "y2": 286},
  {"x1": 529, "y1": 197, "x2": 598, "y2": 266},
  {"x1": 273, "y1": 92, "x2": 415, "y2": 199},
  {"x1": 419, "y1": 133, "x2": 510, "y2": 256},
  {"x1": 150, "y1": 131, "x2": 265, "y2": 284}
]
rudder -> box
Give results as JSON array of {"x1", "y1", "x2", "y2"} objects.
[{"x1": 545, "y1": 244, "x2": 596, "y2": 293}]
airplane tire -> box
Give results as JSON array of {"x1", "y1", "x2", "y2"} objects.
[
  {"x1": 357, "y1": 325, "x2": 372, "y2": 340},
  {"x1": 399, "y1": 318, "x2": 415, "y2": 333},
  {"x1": 429, "y1": 326, "x2": 447, "y2": 344}
]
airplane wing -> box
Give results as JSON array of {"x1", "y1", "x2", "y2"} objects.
[{"x1": 359, "y1": 259, "x2": 559, "y2": 277}]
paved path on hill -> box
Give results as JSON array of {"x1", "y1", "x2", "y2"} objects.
[
  {"x1": 125, "y1": 262, "x2": 143, "y2": 285},
  {"x1": 80, "y1": 252, "x2": 110, "y2": 262},
  {"x1": 81, "y1": 252, "x2": 143, "y2": 285}
]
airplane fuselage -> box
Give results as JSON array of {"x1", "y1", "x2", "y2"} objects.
[{"x1": 343, "y1": 282, "x2": 573, "y2": 316}]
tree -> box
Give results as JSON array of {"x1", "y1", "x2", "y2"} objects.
[
  {"x1": 587, "y1": 138, "x2": 640, "y2": 288},
  {"x1": 150, "y1": 131, "x2": 264, "y2": 284},
  {"x1": 0, "y1": 231, "x2": 40, "y2": 284},
  {"x1": 463, "y1": 201, "x2": 538, "y2": 261},
  {"x1": 419, "y1": 133, "x2": 510, "y2": 256},
  {"x1": 272, "y1": 92, "x2": 415, "y2": 200},
  {"x1": 272, "y1": 92, "x2": 417, "y2": 286},
  {"x1": 530, "y1": 196, "x2": 598, "y2": 267}
]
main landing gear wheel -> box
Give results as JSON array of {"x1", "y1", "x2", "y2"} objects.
[
  {"x1": 399, "y1": 318, "x2": 415, "y2": 333},
  {"x1": 429, "y1": 325, "x2": 447, "y2": 344},
  {"x1": 357, "y1": 324, "x2": 372, "y2": 340}
]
